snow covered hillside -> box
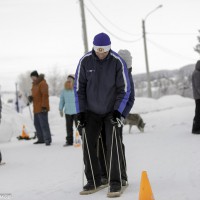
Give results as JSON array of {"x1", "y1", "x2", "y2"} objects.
[
  {"x1": 134, "y1": 64, "x2": 195, "y2": 99},
  {"x1": 1, "y1": 95, "x2": 200, "y2": 200}
]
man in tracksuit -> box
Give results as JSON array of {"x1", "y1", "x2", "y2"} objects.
[
  {"x1": 99, "y1": 49, "x2": 135, "y2": 187},
  {"x1": 74, "y1": 33, "x2": 131, "y2": 193}
]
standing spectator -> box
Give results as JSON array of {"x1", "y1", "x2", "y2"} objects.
[
  {"x1": 28, "y1": 71, "x2": 52, "y2": 145},
  {"x1": 192, "y1": 60, "x2": 200, "y2": 134},
  {"x1": 74, "y1": 33, "x2": 131, "y2": 193},
  {"x1": 0, "y1": 95, "x2": 2, "y2": 124},
  {"x1": 59, "y1": 75, "x2": 77, "y2": 146},
  {"x1": 0, "y1": 96, "x2": 2, "y2": 163}
]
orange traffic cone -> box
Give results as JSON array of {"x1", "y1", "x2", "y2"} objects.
[
  {"x1": 74, "y1": 130, "x2": 81, "y2": 147},
  {"x1": 21, "y1": 125, "x2": 30, "y2": 139},
  {"x1": 139, "y1": 171, "x2": 155, "y2": 200}
]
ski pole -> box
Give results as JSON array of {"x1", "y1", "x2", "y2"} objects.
[
  {"x1": 108, "y1": 126, "x2": 115, "y2": 192},
  {"x1": 108, "y1": 126, "x2": 123, "y2": 192},
  {"x1": 99, "y1": 133, "x2": 108, "y2": 178},
  {"x1": 25, "y1": 93, "x2": 33, "y2": 121},
  {"x1": 114, "y1": 126, "x2": 122, "y2": 189},
  {"x1": 119, "y1": 133, "x2": 128, "y2": 184},
  {"x1": 81, "y1": 125, "x2": 85, "y2": 188},
  {"x1": 82, "y1": 128, "x2": 97, "y2": 190}
]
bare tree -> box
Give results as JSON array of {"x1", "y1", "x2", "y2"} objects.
[
  {"x1": 194, "y1": 30, "x2": 200, "y2": 55},
  {"x1": 18, "y1": 71, "x2": 32, "y2": 96},
  {"x1": 47, "y1": 67, "x2": 67, "y2": 96}
]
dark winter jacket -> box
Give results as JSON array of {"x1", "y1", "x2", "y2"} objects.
[
  {"x1": 74, "y1": 50, "x2": 131, "y2": 115},
  {"x1": 122, "y1": 68, "x2": 135, "y2": 118},
  {"x1": 31, "y1": 74, "x2": 50, "y2": 114},
  {"x1": 192, "y1": 60, "x2": 200, "y2": 99}
]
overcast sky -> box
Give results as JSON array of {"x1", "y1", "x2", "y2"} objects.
[{"x1": 0, "y1": 0, "x2": 200, "y2": 91}]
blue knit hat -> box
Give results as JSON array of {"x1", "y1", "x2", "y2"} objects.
[{"x1": 93, "y1": 33, "x2": 111, "y2": 53}]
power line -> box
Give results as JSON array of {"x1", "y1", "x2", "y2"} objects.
[
  {"x1": 84, "y1": 5, "x2": 142, "y2": 43},
  {"x1": 147, "y1": 38, "x2": 196, "y2": 62},
  {"x1": 147, "y1": 32, "x2": 197, "y2": 36},
  {"x1": 86, "y1": 0, "x2": 140, "y2": 36}
]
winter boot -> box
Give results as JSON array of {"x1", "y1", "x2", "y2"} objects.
[
  {"x1": 33, "y1": 141, "x2": 45, "y2": 144},
  {"x1": 110, "y1": 184, "x2": 121, "y2": 193},
  {"x1": 101, "y1": 177, "x2": 108, "y2": 185},
  {"x1": 83, "y1": 181, "x2": 101, "y2": 191}
]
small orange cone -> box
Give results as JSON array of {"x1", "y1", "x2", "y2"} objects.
[
  {"x1": 139, "y1": 171, "x2": 155, "y2": 200},
  {"x1": 21, "y1": 125, "x2": 30, "y2": 139},
  {"x1": 74, "y1": 130, "x2": 81, "y2": 147}
]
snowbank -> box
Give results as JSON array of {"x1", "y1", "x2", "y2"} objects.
[
  {"x1": 0, "y1": 96, "x2": 64, "y2": 143},
  {"x1": 0, "y1": 101, "x2": 34, "y2": 143},
  {"x1": 131, "y1": 95, "x2": 193, "y2": 114},
  {"x1": 1, "y1": 95, "x2": 199, "y2": 200}
]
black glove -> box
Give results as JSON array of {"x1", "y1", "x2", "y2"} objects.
[
  {"x1": 110, "y1": 110, "x2": 121, "y2": 126},
  {"x1": 28, "y1": 96, "x2": 33, "y2": 103},
  {"x1": 77, "y1": 112, "x2": 86, "y2": 136},
  {"x1": 77, "y1": 112, "x2": 86, "y2": 127},
  {"x1": 41, "y1": 107, "x2": 48, "y2": 113}
]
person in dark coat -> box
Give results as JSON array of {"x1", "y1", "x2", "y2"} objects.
[
  {"x1": 192, "y1": 60, "x2": 200, "y2": 134},
  {"x1": 74, "y1": 33, "x2": 131, "y2": 193},
  {"x1": 99, "y1": 49, "x2": 135, "y2": 186},
  {"x1": 29, "y1": 71, "x2": 52, "y2": 145},
  {"x1": 0, "y1": 96, "x2": 2, "y2": 124},
  {"x1": 0, "y1": 96, "x2": 2, "y2": 163}
]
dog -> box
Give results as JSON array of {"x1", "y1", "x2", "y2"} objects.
[{"x1": 123, "y1": 113, "x2": 146, "y2": 133}]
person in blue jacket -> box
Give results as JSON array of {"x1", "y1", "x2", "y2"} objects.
[
  {"x1": 59, "y1": 75, "x2": 77, "y2": 146},
  {"x1": 74, "y1": 33, "x2": 131, "y2": 193}
]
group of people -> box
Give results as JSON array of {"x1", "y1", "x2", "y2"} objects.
[{"x1": 15, "y1": 32, "x2": 200, "y2": 194}]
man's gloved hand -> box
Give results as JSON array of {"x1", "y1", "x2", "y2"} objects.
[
  {"x1": 77, "y1": 112, "x2": 86, "y2": 136},
  {"x1": 59, "y1": 110, "x2": 63, "y2": 117},
  {"x1": 77, "y1": 112, "x2": 86, "y2": 127},
  {"x1": 41, "y1": 107, "x2": 48, "y2": 113},
  {"x1": 110, "y1": 110, "x2": 121, "y2": 126},
  {"x1": 28, "y1": 96, "x2": 33, "y2": 103}
]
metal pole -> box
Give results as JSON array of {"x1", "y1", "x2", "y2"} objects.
[
  {"x1": 79, "y1": 0, "x2": 89, "y2": 54},
  {"x1": 142, "y1": 19, "x2": 152, "y2": 98},
  {"x1": 15, "y1": 83, "x2": 19, "y2": 113},
  {"x1": 142, "y1": 5, "x2": 163, "y2": 98}
]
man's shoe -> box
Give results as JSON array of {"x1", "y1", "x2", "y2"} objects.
[
  {"x1": 101, "y1": 177, "x2": 108, "y2": 185},
  {"x1": 192, "y1": 130, "x2": 200, "y2": 134},
  {"x1": 63, "y1": 142, "x2": 73, "y2": 147},
  {"x1": 110, "y1": 184, "x2": 121, "y2": 193},
  {"x1": 46, "y1": 142, "x2": 51, "y2": 146},
  {"x1": 122, "y1": 180, "x2": 128, "y2": 186},
  {"x1": 83, "y1": 181, "x2": 101, "y2": 191},
  {"x1": 33, "y1": 141, "x2": 44, "y2": 144}
]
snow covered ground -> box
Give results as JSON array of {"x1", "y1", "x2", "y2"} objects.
[{"x1": 1, "y1": 95, "x2": 200, "y2": 200}]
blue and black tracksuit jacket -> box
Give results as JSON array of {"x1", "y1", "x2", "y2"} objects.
[{"x1": 74, "y1": 50, "x2": 132, "y2": 115}]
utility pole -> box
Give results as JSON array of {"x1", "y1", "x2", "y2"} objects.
[
  {"x1": 142, "y1": 19, "x2": 152, "y2": 98},
  {"x1": 15, "y1": 83, "x2": 19, "y2": 113},
  {"x1": 142, "y1": 5, "x2": 163, "y2": 98},
  {"x1": 79, "y1": 0, "x2": 89, "y2": 54}
]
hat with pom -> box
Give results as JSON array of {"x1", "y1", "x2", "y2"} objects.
[{"x1": 118, "y1": 49, "x2": 132, "y2": 69}]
